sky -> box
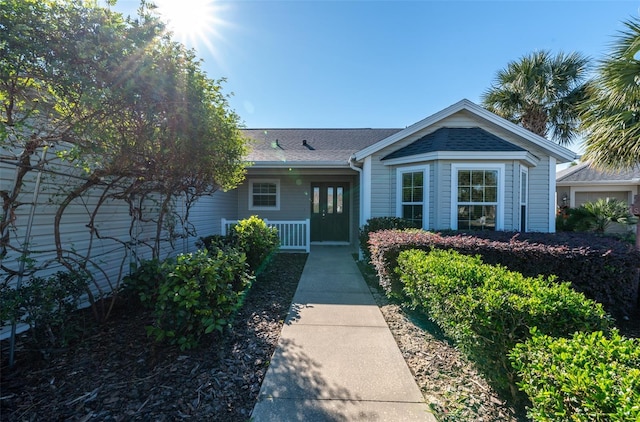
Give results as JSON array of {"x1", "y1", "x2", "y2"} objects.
[{"x1": 109, "y1": 0, "x2": 640, "y2": 152}]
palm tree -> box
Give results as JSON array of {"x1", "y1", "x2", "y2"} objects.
[
  {"x1": 482, "y1": 50, "x2": 590, "y2": 146},
  {"x1": 580, "y1": 18, "x2": 640, "y2": 170}
]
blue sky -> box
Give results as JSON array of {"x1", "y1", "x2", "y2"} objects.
[{"x1": 111, "y1": 1, "x2": 640, "y2": 148}]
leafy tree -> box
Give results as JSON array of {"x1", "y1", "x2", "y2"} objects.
[
  {"x1": 482, "y1": 50, "x2": 590, "y2": 145},
  {"x1": 580, "y1": 18, "x2": 640, "y2": 170},
  {"x1": 1, "y1": 0, "x2": 247, "y2": 321}
]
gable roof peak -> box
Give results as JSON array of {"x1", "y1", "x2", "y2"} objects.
[{"x1": 353, "y1": 99, "x2": 577, "y2": 163}]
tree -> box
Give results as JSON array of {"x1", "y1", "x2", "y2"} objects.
[
  {"x1": 482, "y1": 50, "x2": 590, "y2": 146},
  {"x1": 1, "y1": 0, "x2": 247, "y2": 321},
  {"x1": 580, "y1": 18, "x2": 640, "y2": 170}
]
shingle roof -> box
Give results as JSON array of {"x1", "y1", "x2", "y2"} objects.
[
  {"x1": 381, "y1": 127, "x2": 526, "y2": 161},
  {"x1": 557, "y1": 162, "x2": 640, "y2": 183},
  {"x1": 242, "y1": 128, "x2": 402, "y2": 164}
]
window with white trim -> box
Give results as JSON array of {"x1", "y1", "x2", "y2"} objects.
[
  {"x1": 520, "y1": 168, "x2": 528, "y2": 232},
  {"x1": 396, "y1": 166, "x2": 428, "y2": 228},
  {"x1": 452, "y1": 165, "x2": 503, "y2": 231},
  {"x1": 249, "y1": 179, "x2": 280, "y2": 210}
]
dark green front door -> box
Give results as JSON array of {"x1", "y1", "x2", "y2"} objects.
[{"x1": 310, "y1": 183, "x2": 349, "y2": 242}]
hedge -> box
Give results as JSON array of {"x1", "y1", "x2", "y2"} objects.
[
  {"x1": 397, "y1": 248, "x2": 612, "y2": 397},
  {"x1": 368, "y1": 229, "x2": 640, "y2": 317},
  {"x1": 511, "y1": 330, "x2": 640, "y2": 421}
]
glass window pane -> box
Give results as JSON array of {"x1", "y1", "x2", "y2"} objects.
[
  {"x1": 337, "y1": 187, "x2": 343, "y2": 214},
  {"x1": 472, "y1": 186, "x2": 484, "y2": 202},
  {"x1": 413, "y1": 171, "x2": 423, "y2": 186},
  {"x1": 402, "y1": 187, "x2": 412, "y2": 202},
  {"x1": 413, "y1": 187, "x2": 423, "y2": 203},
  {"x1": 402, "y1": 204, "x2": 423, "y2": 228},
  {"x1": 327, "y1": 187, "x2": 334, "y2": 214},
  {"x1": 486, "y1": 187, "x2": 497, "y2": 202},
  {"x1": 485, "y1": 171, "x2": 498, "y2": 186},
  {"x1": 458, "y1": 170, "x2": 470, "y2": 186},
  {"x1": 458, "y1": 187, "x2": 469, "y2": 202},
  {"x1": 313, "y1": 187, "x2": 320, "y2": 213},
  {"x1": 471, "y1": 170, "x2": 484, "y2": 186}
]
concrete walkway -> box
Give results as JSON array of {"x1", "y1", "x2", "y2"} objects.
[{"x1": 251, "y1": 246, "x2": 435, "y2": 421}]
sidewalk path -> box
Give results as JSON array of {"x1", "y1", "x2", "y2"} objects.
[{"x1": 251, "y1": 246, "x2": 435, "y2": 421}]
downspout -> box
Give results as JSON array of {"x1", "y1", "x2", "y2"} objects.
[{"x1": 349, "y1": 155, "x2": 364, "y2": 260}]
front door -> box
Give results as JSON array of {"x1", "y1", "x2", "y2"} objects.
[{"x1": 310, "y1": 183, "x2": 349, "y2": 242}]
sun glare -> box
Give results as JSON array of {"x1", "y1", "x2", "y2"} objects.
[{"x1": 154, "y1": 0, "x2": 225, "y2": 54}]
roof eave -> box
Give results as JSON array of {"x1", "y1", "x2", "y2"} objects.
[
  {"x1": 248, "y1": 160, "x2": 351, "y2": 169},
  {"x1": 556, "y1": 179, "x2": 640, "y2": 186},
  {"x1": 381, "y1": 151, "x2": 539, "y2": 167}
]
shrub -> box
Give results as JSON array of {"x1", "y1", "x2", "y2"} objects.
[
  {"x1": 229, "y1": 216, "x2": 279, "y2": 273},
  {"x1": 147, "y1": 248, "x2": 252, "y2": 350},
  {"x1": 122, "y1": 259, "x2": 165, "y2": 308},
  {"x1": 0, "y1": 270, "x2": 89, "y2": 350},
  {"x1": 196, "y1": 234, "x2": 234, "y2": 251},
  {"x1": 574, "y1": 198, "x2": 638, "y2": 233},
  {"x1": 358, "y1": 217, "x2": 419, "y2": 262},
  {"x1": 511, "y1": 330, "x2": 640, "y2": 421},
  {"x1": 368, "y1": 229, "x2": 640, "y2": 318},
  {"x1": 398, "y1": 248, "x2": 613, "y2": 397}
]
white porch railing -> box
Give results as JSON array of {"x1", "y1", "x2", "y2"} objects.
[{"x1": 221, "y1": 218, "x2": 310, "y2": 253}]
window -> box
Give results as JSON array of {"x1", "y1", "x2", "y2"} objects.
[
  {"x1": 520, "y1": 168, "x2": 528, "y2": 232},
  {"x1": 452, "y1": 164, "x2": 504, "y2": 231},
  {"x1": 396, "y1": 166, "x2": 428, "y2": 228},
  {"x1": 249, "y1": 179, "x2": 280, "y2": 210}
]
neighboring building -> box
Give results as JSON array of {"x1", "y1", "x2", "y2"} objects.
[
  {"x1": 556, "y1": 161, "x2": 640, "y2": 208},
  {"x1": 227, "y1": 99, "x2": 577, "y2": 250},
  {"x1": 556, "y1": 161, "x2": 640, "y2": 234}
]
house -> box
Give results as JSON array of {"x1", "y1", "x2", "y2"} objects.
[
  {"x1": 556, "y1": 161, "x2": 640, "y2": 234},
  {"x1": 222, "y1": 99, "x2": 577, "y2": 250},
  {"x1": 556, "y1": 161, "x2": 640, "y2": 208}
]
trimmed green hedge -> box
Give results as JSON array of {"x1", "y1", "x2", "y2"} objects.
[
  {"x1": 368, "y1": 229, "x2": 640, "y2": 318},
  {"x1": 511, "y1": 330, "x2": 640, "y2": 421},
  {"x1": 397, "y1": 248, "x2": 613, "y2": 397}
]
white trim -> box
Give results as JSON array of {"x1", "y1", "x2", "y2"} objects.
[
  {"x1": 354, "y1": 99, "x2": 577, "y2": 163},
  {"x1": 450, "y1": 163, "x2": 505, "y2": 231},
  {"x1": 549, "y1": 157, "x2": 556, "y2": 232},
  {"x1": 382, "y1": 151, "x2": 539, "y2": 167},
  {"x1": 362, "y1": 156, "x2": 372, "y2": 223},
  {"x1": 248, "y1": 178, "x2": 280, "y2": 211},
  {"x1": 396, "y1": 165, "x2": 430, "y2": 229}
]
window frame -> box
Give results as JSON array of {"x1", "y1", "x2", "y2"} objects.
[
  {"x1": 396, "y1": 165, "x2": 429, "y2": 229},
  {"x1": 248, "y1": 179, "x2": 280, "y2": 211},
  {"x1": 451, "y1": 163, "x2": 505, "y2": 231}
]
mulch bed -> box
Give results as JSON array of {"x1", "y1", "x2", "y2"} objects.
[
  {"x1": 2, "y1": 251, "x2": 637, "y2": 422},
  {"x1": 0, "y1": 253, "x2": 308, "y2": 422}
]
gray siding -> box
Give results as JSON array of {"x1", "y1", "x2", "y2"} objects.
[{"x1": 528, "y1": 157, "x2": 552, "y2": 231}]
